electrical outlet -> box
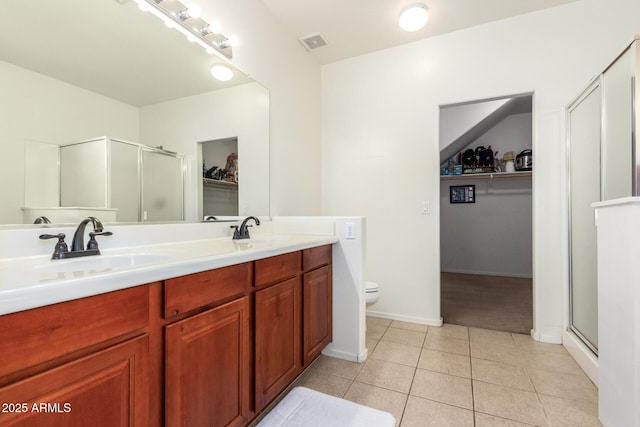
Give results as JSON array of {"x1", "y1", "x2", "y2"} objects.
[{"x1": 345, "y1": 222, "x2": 356, "y2": 239}]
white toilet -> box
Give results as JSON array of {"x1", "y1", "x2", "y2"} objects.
[{"x1": 366, "y1": 281, "x2": 380, "y2": 306}]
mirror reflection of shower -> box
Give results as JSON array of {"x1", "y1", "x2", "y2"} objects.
[{"x1": 200, "y1": 138, "x2": 239, "y2": 217}]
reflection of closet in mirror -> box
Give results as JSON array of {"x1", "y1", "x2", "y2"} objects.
[{"x1": 200, "y1": 138, "x2": 239, "y2": 217}]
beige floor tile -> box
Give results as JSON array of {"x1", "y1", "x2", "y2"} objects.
[
  {"x1": 511, "y1": 333, "x2": 568, "y2": 354},
  {"x1": 475, "y1": 412, "x2": 537, "y2": 426},
  {"x1": 382, "y1": 327, "x2": 426, "y2": 348},
  {"x1": 471, "y1": 358, "x2": 534, "y2": 391},
  {"x1": 367, "y1": 323, "x2": 388, "y2": 340},
  {"x1": 538, "y1": 394, "x2": 601, "y2": 426},
  {"x1": 528, "y1": 368, "x2": 597, "y2": 403},
  {"x1": 522, "y1": 351, "x2": 585, "y2": 376},
  {"x1": 366, "y1": 337, "x2": 380, "y2": 354},
  {"x1": 367, "y1": 316, "x2": 392, "y2": 328},
  {"x1": 390, "y1": 320, "x2": 429, "y2": 333},
  {"x1": 293, "y1": 369, "x2": 352, "y2": 398},
  {"x1": 355, "y1": 359, "x2": 416, "y2": 393},
  {"x1": 428, "y1": 323, "x2": 469, "y2": 340},
  {"x1": 310, "y1": 355, "x2": 364, "y2": 380},
  {"x1": 418, "y1": 349, "x2": 471, "y2": 378},
  {"x1": 470, "y1": 327, "x2": 517, "y2": 347},
  {"x1": 410, "y1": 369, "x2": 473, "y2": 410},
  {"x1": 470, "y1": 341, "x2": 525, "y2": 365},
  {"x1": 423, "y1": 334, "x2": 470, "y2": 356},
  {"x1": 401, "y1": 395, "x2": 474, "y2": 427},
  {"x1": 473, "y1": 381, "x2": 548, "y2": 426},
  {"x1": 344, "y1": 381, "x2": 407, "y2": 423},
  {"x1": 370, "y1": 340, "x2": 422, "y2": 367}
]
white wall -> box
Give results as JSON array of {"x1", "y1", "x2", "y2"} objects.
[
  {"x1": 0, "y1": 61, "x2": 139, "y2": 224},
  {"x1": 321, "y1": 0, "x2": 640, "y2": 339},
  {"x1": 440, "y1": 177, "x2": 532, "y2": 277},
  {"x1": 198, "y1": 0, "x2": 322, "y2": 216},
  {"x1": 139, "y1": 82, "x2": 269, "y2": 220}
]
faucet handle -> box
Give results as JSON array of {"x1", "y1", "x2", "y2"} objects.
[
  {"x1": 39, "y1": 233, "x2": 69, "y2": 258},
  {"x1": 87, "y1": 231, "x2": 113, "y2": 250}
]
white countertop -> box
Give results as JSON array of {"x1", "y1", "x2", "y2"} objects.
[{"x1": 0, "y1": 234, "x2": 338, "y2": 316}]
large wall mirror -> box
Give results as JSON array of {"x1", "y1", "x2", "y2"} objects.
[{"x1": 0, "y1": 0, "x2": 269, "y2": 226}]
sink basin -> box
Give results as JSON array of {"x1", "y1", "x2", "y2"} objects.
[{"x1": 33, "y1": 253, "x2": 172, "y2": 274}]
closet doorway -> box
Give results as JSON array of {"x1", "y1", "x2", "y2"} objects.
[{"x1": 438, "y1": 94, "x2": 534, "y2": 334}]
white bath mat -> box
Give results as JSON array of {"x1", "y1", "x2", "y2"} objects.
[{"x1": 257, "y1": 386, "x2": 396, "y2": 427}]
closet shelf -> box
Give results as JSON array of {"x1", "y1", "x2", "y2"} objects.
[
  {"x1": 203, "y1": 178, "x2": 238, "y2": 189},
  {"x1": 440, "y1": 171, "x2": 532, "y2": 181}
]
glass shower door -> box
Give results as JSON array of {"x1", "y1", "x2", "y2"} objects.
[{"x1": 567, "y1": 79, "x2": 601, "y2": 353}]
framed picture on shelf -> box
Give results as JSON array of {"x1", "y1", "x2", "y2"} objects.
[{"x1": 450, "y1": 185, "x2": 475, "y2": 204}]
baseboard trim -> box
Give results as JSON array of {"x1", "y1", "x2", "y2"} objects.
[
  {"x1": 321, "y1": 347, "x2": 367, "y2": 363},
  {"x1": 365, "y1": 310, "x2": 443, "y2": 327},
  {"x1": 562, "y1": 330, "x2": 598, "y2": 386}
]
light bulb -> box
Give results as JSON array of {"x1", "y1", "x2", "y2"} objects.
[
  {"x1": 211, "y1": 64, "x2": 233, "y2": 81},
  {"x1": 399, "y1": 3, "x2": 429, "y2": 32},
  {"x1": 227, "y1": 35, "x2": 239, "y2": 47},
  {"x1": 210, "y1": 21, "x2": 222, "y2": 34},
  {"x1": 186, "y1": 4, "x2": 201, "y2": 19}
]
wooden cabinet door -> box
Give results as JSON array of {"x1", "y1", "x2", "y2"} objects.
[
  {"x1": 303, "y1": 265, "x2": 332, "y2": 366},
  {"x1": 254, "y1": 277, "x2": 302, "y2": 411},
  {"x1": 165, "y1": 297, "x2": 250, "y2": 427},
  {"x1": 0, "y1": 335, "x2": 148, "y2": 427}
]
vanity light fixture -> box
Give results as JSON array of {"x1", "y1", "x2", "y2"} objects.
[
  {"x1": 399, "y1": 3, "x2": 429, "y2": 32},
  {"x1": 177, "y1": 4, "x2": 201, "y2": 20},
  {"x1": 131, "y1": 0, "x2": 236, "y2": 59},
  {"x1": 211, "y1": 64, "x2": 233, "y2": 81}
]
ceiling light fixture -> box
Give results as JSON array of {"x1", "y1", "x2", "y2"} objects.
[
  {"x1": 211, "y1": 64, "x2": 233, "y2": 81},
  {"x1": 131, "y1": 0, "x2": 236, "y2": 59},
  {"x1": 399, "y1": 3, "x2": 429, "y2": 32}
]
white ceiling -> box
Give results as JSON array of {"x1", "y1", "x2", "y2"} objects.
[
  {"x1": 1, "y1": 0, "x2": 251, "y2": 107},
  {"x1": 260, "y1": 0, "x2": 580, "y2": 64}
]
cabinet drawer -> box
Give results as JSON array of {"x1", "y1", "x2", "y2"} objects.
[
  {"x1": 0, "y1": 285, "x2": 149, "y2": 379},
  {"x1": 164, "y1": 263, "x2": 250, "y2": 319},
  {"x1": 302, "y1": 245, "x2": 332, "y2": 272},
  {"x1": 0, "y1": 335, "x2": 148, "y2": 427},
  {"x1": 254, "y1": 252, "x2": 301, "y2": 289}
]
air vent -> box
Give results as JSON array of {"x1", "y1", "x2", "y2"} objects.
[{"x1": 299, "y1": 33, "x2": 328, "y2": 51}]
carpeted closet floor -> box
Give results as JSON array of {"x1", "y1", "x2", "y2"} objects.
[{"x1": 441, "y1": 272, "x2": 533, "y2": 334}]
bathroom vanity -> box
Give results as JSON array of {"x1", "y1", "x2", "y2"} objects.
[{"x1": 0, "y1": 234, "x2": 335, "y2": 426}]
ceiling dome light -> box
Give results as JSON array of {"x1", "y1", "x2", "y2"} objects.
[
  {"x1": 211, "y1": 64, "x2": 233, "y2": 81},
  {"x1": 399, "y1": 3, "x2": 429, "y2": 32}
]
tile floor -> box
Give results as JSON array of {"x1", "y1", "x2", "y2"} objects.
[{"x1": 292, "y1": 317, "x2": 601, "y2": 426}]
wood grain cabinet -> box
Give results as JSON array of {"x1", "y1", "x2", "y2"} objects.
[
  {"x1": 163, "y1": 264, "x2": 251, "y2": 427},
  {"x1": 0, "y1": 244, "x2": 333, "y2": 427},
  {"x1": 254, "y1": 277, "x2": 303, "y2": 411},
  {"x1": 165, "y1": 297, "x2": 251, "y2": 427},
  {"x1": 301, "y1": 245, "x2": 333, "y2": 367},
  {"x1": 254, "y1": 245, "x2": 333, "y2": 413},
  {"x1": 0, "y1": 286, "x2": 150, "y2": 427},
  {"x1": 303, "y1": 264, "x2": 332, "y2": 366}
]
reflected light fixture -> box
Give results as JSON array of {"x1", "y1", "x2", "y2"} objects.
[
  {"x1": 177, "y1": 4, "x2": 202, "y2": 20},
  {"x1": 211, "y1": 64, "x2": 234, "y2": 81},
  {"x1": 131, "y1": 0, "x2": 237, "y2": 59},
  {"x1": 399, "y1": 3, "x2": 429, "y2": 32}
]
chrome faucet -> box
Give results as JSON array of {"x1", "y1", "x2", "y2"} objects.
[
  {"x1": 231, "y1": 216, "x2": 260, "y2": 240},
  {"x1": 33, "y1": 216, "x2": 51, "y2": 224},
  {"x1": 39, "y1": 216, "x2": 112, "y2": 259}
]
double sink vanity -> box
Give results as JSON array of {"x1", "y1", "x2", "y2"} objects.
[{"x1": 0, "y1": 218, "x2": 339, "y2": 426}]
